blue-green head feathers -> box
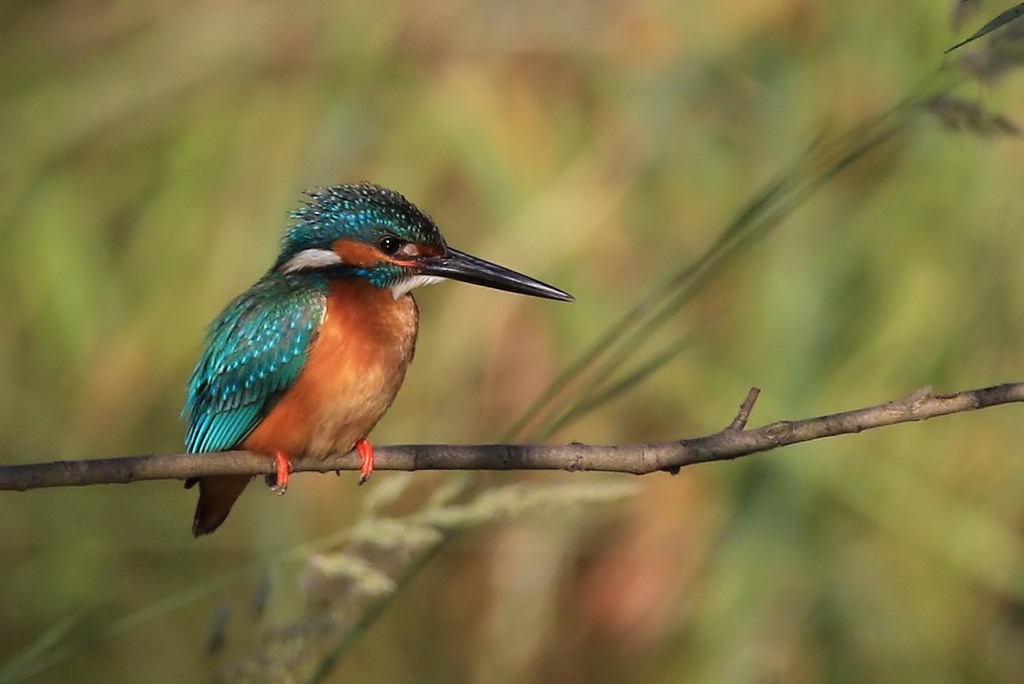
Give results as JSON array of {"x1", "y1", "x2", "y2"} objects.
[
  {"x1": 284, "y1": 183, "x2": 443, "y2": 252},
  {"x1": 272, "y1": 183, "x2": 447, "y2": 288}
]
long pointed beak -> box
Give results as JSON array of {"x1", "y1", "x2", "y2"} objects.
[{"x1": 418, "y1": 248, "x2": 573, "y2": 302}]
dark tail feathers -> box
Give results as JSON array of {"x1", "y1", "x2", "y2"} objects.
[{"x1": 188, "y1": 475, "x2": 253, "y2": 536}]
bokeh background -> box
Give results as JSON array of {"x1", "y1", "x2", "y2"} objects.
[{"x1": 4, "y1": 0, "x2": 1024, "y2": 681}]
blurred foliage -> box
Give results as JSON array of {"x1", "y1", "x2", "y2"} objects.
[{"x1": 4, "y1": 0, "x2": 1024, "y2": 682}]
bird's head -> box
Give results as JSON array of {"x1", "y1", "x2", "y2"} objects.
[{"x1": 273, "y1": 183, "x2": 573, "y2": 301}]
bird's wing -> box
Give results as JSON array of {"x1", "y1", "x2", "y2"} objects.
[{"x1": 184, "y1": 275, "x2": 327, "y2": 453}]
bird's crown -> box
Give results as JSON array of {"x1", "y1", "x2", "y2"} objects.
[{"x1": 273, "y1": 183, "x2": 446, "y2": 284}]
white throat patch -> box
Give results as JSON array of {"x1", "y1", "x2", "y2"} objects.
[
  {"x1": 390, "y1": 275, "x2": 443, "y2": 299},
  {"x1": 280, "y1": 248, "x2": 343, "y2": 273}
]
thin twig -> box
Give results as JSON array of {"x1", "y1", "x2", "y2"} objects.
[
  {"x1": 728, "y1": 387, "x2": 762, "y2": 431},
  {"x1": 2, "y1": 382, "x2": 1021, "y2": 492}
]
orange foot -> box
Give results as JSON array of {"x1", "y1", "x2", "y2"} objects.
[
  {"x1": 269, "y1": 451, "x2": 293, "y2": 495},
  {"x1": 356, "y1": 438, "x2": 374, "y2": 485}
]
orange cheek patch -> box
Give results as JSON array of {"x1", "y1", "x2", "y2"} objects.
[{"x1": 333, "y1": 239, "x2": 385, "y2": 267}]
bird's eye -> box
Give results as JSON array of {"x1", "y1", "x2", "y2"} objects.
[{"x1": 378, "y1": 236, "x2": 404, "y2": 255}]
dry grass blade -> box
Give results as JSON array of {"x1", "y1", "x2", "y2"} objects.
[
  {"x1": 501, "y1": 147, "x2": 814, "y2": 442},
  {"x1": 946, "y1": 1, "x2": 1024, "y2": 52},
  {"x1": 520, "y1": 91, "x2": 928, "y2": 442}
]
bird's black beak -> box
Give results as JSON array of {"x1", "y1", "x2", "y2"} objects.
[{"x1": 418, "y1": 248, "x2": 573, "y2": 302}]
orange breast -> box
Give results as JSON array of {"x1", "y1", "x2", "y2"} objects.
[{"x1": 243, "y1": 279, "x2": 419, "y2": 462}]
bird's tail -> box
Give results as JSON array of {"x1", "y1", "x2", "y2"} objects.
[{"x1": 187, "y1": 475, "x2": 253, "y2": 536}]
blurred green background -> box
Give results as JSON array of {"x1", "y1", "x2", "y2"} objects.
[{"x1": 4, "y1": 0, "x2": 1024, "y2": 681}]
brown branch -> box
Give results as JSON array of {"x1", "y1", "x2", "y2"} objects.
[{"x1": 2, "y1": 382, "x2": 1022, "y2": 492}]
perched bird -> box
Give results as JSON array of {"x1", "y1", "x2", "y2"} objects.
[{"x1": 183, "y1": 183, "x2": 572, "y2": 536}]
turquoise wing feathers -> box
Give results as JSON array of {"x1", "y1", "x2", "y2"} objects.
[{"x1": 184, "y1": 274, "x2": 327, "y2": 453}]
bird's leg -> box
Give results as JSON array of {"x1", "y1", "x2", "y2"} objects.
[
  {"x1": 356, "y1": 439, "x2": 375, "y2": 484},
  {"x1": 268, "y1": 451, "x2": 293, "y2": 495}
]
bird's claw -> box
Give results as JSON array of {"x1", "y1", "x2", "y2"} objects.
[
  {"x1": 356, "y1": 438, "x2": 375, "y2": 485},
  {"x1": 267, "y1": 451, "x2": 293, "y2": 495}
]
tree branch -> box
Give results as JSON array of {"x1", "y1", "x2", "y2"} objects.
[{"x1": 2, "y1": 382, "x2": 1022, "y2": 492}]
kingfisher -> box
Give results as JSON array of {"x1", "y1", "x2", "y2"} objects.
[{"x1": 183, "y1": 183, "x2": 572, "y2": 536}]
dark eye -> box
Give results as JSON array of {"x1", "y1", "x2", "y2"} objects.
[{"x1": 378, "y1": 236, "x2": 403, "y2": 255}]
